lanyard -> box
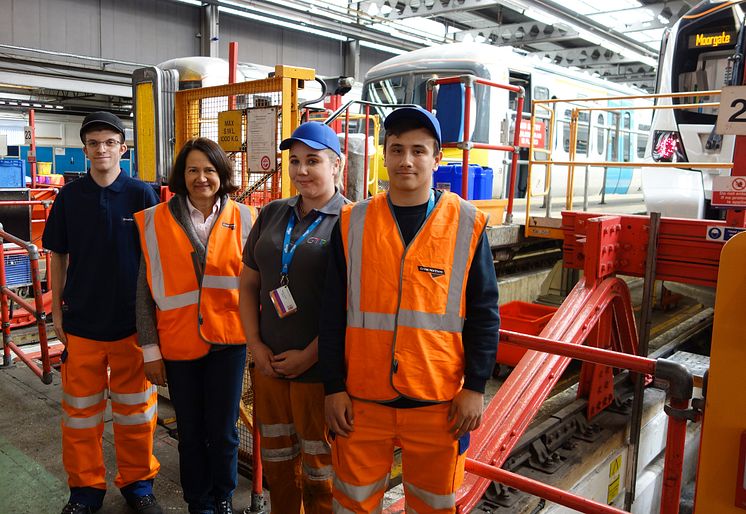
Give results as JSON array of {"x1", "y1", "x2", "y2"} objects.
[
  {"x1": 425, "y1": 189, "x2": 435, "y2": 217},
  {"x1": 281, "y1": 209, "x2": 325, "y2": 282}
]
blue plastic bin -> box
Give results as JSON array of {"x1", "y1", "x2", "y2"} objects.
[
  {"x1": 0, "y1": 159, "x2": 26, "y2": 188},
  {"x1": 433, "y1": 163, "x2": 493, "y2": 200}
]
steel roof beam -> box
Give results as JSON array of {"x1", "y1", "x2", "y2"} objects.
[
  {"x1": 534, "y1": 46, "x2": 645, "y2": 66},
  {"x1": 455, "y1": 21, "x2": 580, "y2": 45}
]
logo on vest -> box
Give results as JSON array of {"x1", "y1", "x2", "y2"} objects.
[
  {"x1": 222, "y1": 222, "x2": 236, "y2": 229},
  {"x1": 418, "y1": 265, "x2": 445, "y2": 277}
]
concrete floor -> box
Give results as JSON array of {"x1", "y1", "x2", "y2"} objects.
[{"x1": 0, "y1": 361, "x2": 255, "y2": 514}]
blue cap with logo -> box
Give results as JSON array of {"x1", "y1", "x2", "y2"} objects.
[
  {"x1": 383, "y1": 106, "x2": 442, "y2": 146},
  {"x1": 280, "y1": 122, "x2": 341, "y2": 157}
]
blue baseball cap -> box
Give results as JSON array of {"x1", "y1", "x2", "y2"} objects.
[
  {"x1": 383, "y1": 106, "x2": 442, "y2": 146},
  {"x1": 279, "y1": 122, "x2": 341, "y2": 157}
]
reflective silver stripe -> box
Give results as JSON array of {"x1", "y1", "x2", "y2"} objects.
[
  {"x1": 446, "y1": 200, "x2": 478, "y2": 321},
  {"x1": 332, "y1": 499, "x2": 355, "y2": 514},
  {"x1": 346, "y1": 201, "x2": 369, "y2": 327},
  {"x1": 62, "y1": 410, "x2": 104, "y2": 429},
  {"x1": 112, "y1": 402, "x2": 157, "y2": 426},
  {"x1": 62, "y1": 389, "x2": 107, "y2": 409},
  {"x1": 332, "y1": 497, "x2": 382, "y2": 514},
  {"x1": 238, "y1": 204, "x2": 253, "y2": 249},
  {"x1": 202, "y1": 275, "x2": 240, "y2": 289},
  {"x1": 259, "y1": 423, "x2": 296, "y2": 438},
  {"x1": 351, "y1": 310, "x2": 464, "y2": 333},
  {"x1": 143, "y1": 206, "x2": 200, "y2": 311},
  {"x1": 110, "y1": 385, "x2": 157, "y2": 406},
  {"x1": 334, "y1": 474, "x2": 388, "y2": 503},
  {"x1": 302, "y1": 462, "x2": 333, "y2": 481},
  {"x1": 159, "y1": 290, "x2": 199, "y2": 311},
  {"x1": 261, "y1": 444, "x2": 300, "y2": 462},
  {"x1": 404, "y1": 482, "x2": 455, "y2": 510},
  {"x1": 301, "y1": 439, "x2": 331, "y2": 455}
]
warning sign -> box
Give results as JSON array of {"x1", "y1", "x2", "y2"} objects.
[
  {"x1": 519, "y1": 120, "x2": 546, "y2": 149},
  {"x1": 607, "y1": 454, "x2": 622, "y2": 504},
  {"x1": 712, "y1": 176, "x2": 746, "y2": 207},
  {"x1": 247, "y1": 107, "x2": 278, "y2": 174},
  {"x1": 217, "y1": 110, "x2": 243, "y2": 152},
  {"x1": 706, "y1": 225, "x2": 746, "y2": 242}
]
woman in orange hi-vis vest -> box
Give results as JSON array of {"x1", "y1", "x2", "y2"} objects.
[
  {"x1": 238, "y1": 122, "x2": 348, "y2": 514},
  {"x1": 134, "y1": 138, "x2": 256, "y2": 514}
]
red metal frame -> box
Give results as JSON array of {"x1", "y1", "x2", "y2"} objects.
[
  {"x1": 563, "y1": 212, "x2": 729, "y2": 288},
  {"x1": 425, "y1": 75, "x2": 523, "y2": 220},
  {"x1": 0, "y1": 227, "x2": 53, "y2": 384}
]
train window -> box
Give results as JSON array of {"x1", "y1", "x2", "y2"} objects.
[
  {"x1": 534, "y1": 86, "x2": 549, "y2": 101},
  {"x1": 637, "y1": 123, "x2": 650, "y2": 158},
  {"x1": 596, "y1": 114, "x2": 605, "y2": 155},
  {"x1": 622, "y1": 113, "x2": 631, "y2": 162},
  {"x1": 562, "y1": 109, "x2": 589, "y2": 154},
  {"x1": 577, "y1": 112, "x2": 589, "y2": 154}
]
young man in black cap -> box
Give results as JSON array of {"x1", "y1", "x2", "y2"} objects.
[
  {"x1": 319, "y1": 106, "x2": 500, "y2": 512},
  {"x1": 43, "y1": 112, "x2": 162, "y2": 514}
]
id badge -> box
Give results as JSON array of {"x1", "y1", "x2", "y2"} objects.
[{"x1": 269, "y1": 285, "x2": 298, "y2": 318}]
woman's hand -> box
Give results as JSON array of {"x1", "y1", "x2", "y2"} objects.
[
  {"x1": 248, "y1": 341, "x2": 281, "y2": 378},
  {"x1": 144, "y1": 359, "x2": 167, "y2": 386},
  {"x1": 271, "y1": 347, "x2": 316, "y2": 379}
]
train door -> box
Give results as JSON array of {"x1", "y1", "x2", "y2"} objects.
[{"x1": 509, "y1": 71, "x2": 531, "y2": 197}]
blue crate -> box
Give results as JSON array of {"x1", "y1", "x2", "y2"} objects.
[
  {"x1": 4, "y1": 254, "x2": 32, "y2": 287},
  {"x1": 433, "y1": 163, "x2": 493, "y2": 200},
  {"x1": 0, "y1": 159, "x2": 26, "y2": 188}
]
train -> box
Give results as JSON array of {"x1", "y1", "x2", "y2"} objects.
[
  {"x1": 641, "y1": 0, "x2": 746, "y2": 219},
  {"x1": 361, "y1": 43, "x2": 652, "y2": 204}
]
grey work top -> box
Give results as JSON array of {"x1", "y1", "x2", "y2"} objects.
[{"x1": 243, "y1": 190, "x2": 348, "y2": 383}]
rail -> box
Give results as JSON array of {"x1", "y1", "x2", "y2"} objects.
[
  {"x1": 426, "y1": 74, "x2": 524, "y2": 222},
  {"x1": 0, "y1": 224, "x2": 53, "y2": 384},
  {"x1": 526, "y1": 89, "x2": 733, "y2": 239}
]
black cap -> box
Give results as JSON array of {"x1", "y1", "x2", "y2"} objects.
[{"x1": 80, "y1": 111, "x2": 126, "y2": 142}]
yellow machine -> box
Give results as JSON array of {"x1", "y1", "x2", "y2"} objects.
[{"x1": 694, "y1": 230, "x2": 746, "y2": 512}]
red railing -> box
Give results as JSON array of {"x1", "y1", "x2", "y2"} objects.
[
  {"x1": 0, "y1": 225, "x2": 54, "y2": 384},
  {"x1": 425, "y1": 75, "x2": 524, "y2": 222}
]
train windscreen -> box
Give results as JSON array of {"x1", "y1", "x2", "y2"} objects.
[{"x1": 673, "y1": 3, "x2": 746, "y2": 124}]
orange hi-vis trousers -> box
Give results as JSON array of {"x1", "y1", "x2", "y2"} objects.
[
  {"x1": 253, "y1": 370, "x2": 333, "y2": 514},
  {"x1": 331, "y1": 401, "x2": 467, "y2": 514},
  {"x1": 61, "y1": 334, "x2": 160, "y2": 490}
]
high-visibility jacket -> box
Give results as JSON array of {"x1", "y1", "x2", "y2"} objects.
[
  {"x1": 135, "y1": 198, "x2": 255, "y2": 360},
  {"x1": 340, "y1": 191, "x2": 487, "y2": 402}
]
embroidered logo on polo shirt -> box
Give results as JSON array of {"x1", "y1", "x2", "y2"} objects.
[
  {"x1": 307, "y1": 236, "x2": 328, "y2": 246},
  {"x1": 418, "y1": 265, "x2": 445, "y2": 277},
  {"x1": 222, "y1": 222, "x2": 235, "y2": 229}
]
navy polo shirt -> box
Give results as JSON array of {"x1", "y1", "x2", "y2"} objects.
[{"x1": 42, "y1": 171, "x2": 160, "y2": 341}]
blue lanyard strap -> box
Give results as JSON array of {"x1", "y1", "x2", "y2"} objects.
[
  {"x1": 425, "y1": 189, "x2": 435, "y2": 217},
  {"x1": 281, "y1": 210, "x2": 325, "y2": 280}
]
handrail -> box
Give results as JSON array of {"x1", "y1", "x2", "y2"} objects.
[
  {"x1": 0, "y1": 223, "x2": 53, "y2": 384},
  {"x1": 526, "y1": 89, "x2": 732, "y2": 237},
  {"x1": 426, "y1": 74, "x2": 524, "y2": 223}
]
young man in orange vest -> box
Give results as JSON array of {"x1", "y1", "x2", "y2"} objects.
[
  {"x1": 43, "y1": 112, "x2": 161, "y2": 514},
  {"x1": 319, "y1": 106, "x2": 500, "y2": 513}
]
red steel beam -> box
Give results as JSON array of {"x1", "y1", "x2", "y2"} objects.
[{"x1": 465, "y1": 459, "x2": 628, "y2": 514}]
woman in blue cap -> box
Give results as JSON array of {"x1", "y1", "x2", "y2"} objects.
[{"x1": 238, "y1": 122, "x2": 347, "y2": 514}]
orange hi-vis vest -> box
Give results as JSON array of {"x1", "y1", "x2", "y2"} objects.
[
  {"x1": 340, "y1": 191, "x2": 487, "y2": 403},
  {"x1": 135, "y1": 198, "x2": 255, "y2": 360}
]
